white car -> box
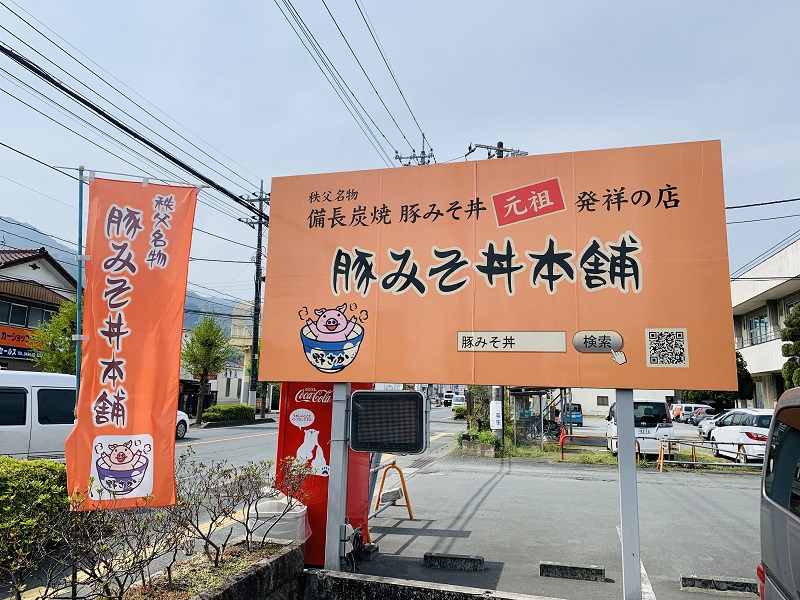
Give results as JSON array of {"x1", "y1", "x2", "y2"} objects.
[
  {"x1": 606, "y1": 399, "x2": 675, "y2": 457},
  {"x1": 697, "y1": 411, "x2": 730, "y2": 440},
  {"x1": 451, "y1": 394, "x2": 466, "y2": 409},
  {"x1": 176, "y1": 410, "x2": 190, "y2": 439},
  {"x1": 710, "y1": 408, "x2": 773, "y2": 463}
]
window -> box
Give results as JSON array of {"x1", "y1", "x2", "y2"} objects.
[
  {"x1": 755, "y1": 414, "x2": 773, "y2": 429},
  {"x1": 763, "y1": 409, "x2": 800, "y2": 517},
  {"x1": 786, "y1": 299, "x2": 800, "y2": 319},
  {"x1": 597, "y1": 395, "x2": 609, "y2": 406},
  {"x1": 665, "y1": 395, "x2": 674, "y2": 404},
  {"x1": 8, "y1": 303, "x2": 27, "y2": 326},
  {"x1": 718, "y1": 413, "x2": 736, "y2": 427},
  {"x1": 0, "y1": 300, "x2": 9, "y2": 323},
  {"x1": 225, "y1": 378, "x2": 231, "y2": 397},
  {"x1": 731, "y1": 412, "x2": 745, "y2": 426},
  {"x1": 28, "y1": 307, "x2": 45, "y2": 328},
  {"x1": 0, "y1": 387, "x2": 26, "y2": 425},
  {"x1": 749, "y1": 313, "x2": 770, "y2": 345},
  {"x1": 37, "y1": 388, "x2": 76, "y2": 425}
]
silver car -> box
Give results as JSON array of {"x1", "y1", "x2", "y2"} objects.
[
  {"x1": 760, "y1": 387, "x2": 800, "y2": 599},
  {"x1": 697, "y1": 411, "x2": 729, "y2": 440}
]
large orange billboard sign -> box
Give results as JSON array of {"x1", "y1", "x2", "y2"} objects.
[
  {"x1": 66, "y1": 179, "x2": 197, "y2": 508},
  {"x1": 260, "y1": 141, "x2": 736, "y2": 390}
]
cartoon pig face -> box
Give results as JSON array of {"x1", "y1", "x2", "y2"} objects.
[
  {"x1": 108, "y1": 441, "x2": 137, "y2": 466},
  {"x1": 314, "y1": 305, "x2": 349, "y2": 333}
]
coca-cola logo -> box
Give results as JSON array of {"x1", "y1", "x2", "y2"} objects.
[{"x1": 294, "y1": 388, "x2": 333, "y2": 403}]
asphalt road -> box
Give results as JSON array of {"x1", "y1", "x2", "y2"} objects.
[
  {"x1": 5, "y1": 408, "x2": 763, "y2": 600},
  {"x1": 179, "y1": 409, "x2": 762, "y2": 600}
]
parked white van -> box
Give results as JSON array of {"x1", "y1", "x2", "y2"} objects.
[
  {"x1": 0, "y1": 370, "x2": 77, "y2": 461},
  {"x1": 0, "y1": 370, "x2": 190, "y2": 462},
  {"x1": 606, "y1": 399, "x2": 676, "y2": 457}
]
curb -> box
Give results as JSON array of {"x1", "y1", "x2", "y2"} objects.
[
  {"x1": 539, "y1": 561, "x2": 606, "y2": 582},
  {"x1": 680, "y1": 575, "x2": 758, "y2": 594},
  {"x1": 199, "y1": 417, "x2": 276, "y2": 428},
  {"x1": 423, "y1": 552, "x2": 485, "y2": 571}
]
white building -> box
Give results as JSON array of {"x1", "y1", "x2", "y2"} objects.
[
  {"x1": 731, "y1": 238, "x2": 800, "y2": 409},
  {"x1": 569, "y1": 388, "x2": 676, "y2": 416}
]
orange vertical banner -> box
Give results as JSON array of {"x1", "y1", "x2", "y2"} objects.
[{"x1": 66, "y1": 179, "x2": 197, "y2": 509}]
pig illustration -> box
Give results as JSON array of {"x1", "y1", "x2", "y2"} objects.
[
  {"x1": 100, "y1": 441, "x2": 144, "y2": 472},
  {"x1": 306, "y1": 304, "x2": 357, "y2": 342}
]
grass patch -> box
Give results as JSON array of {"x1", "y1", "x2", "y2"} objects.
[{"x1": 126, "y1": 542, "x2": 282, "y2": 600}]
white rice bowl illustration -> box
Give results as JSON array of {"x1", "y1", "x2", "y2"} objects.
[{"x1": 300, "y1": 322, "x2": 364, "y2": 373}]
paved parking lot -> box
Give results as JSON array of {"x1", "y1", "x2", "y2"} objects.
[{"x1": 363, "y1": 422, "x2": 762, "y2": 600}]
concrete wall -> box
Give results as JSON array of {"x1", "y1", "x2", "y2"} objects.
[
  {"x1": 4, "y1": 260, "x2": 75, "y2": 300},
  {"x1": 739, "y1": 338, "x2": 784, "y2": 375},
  {"x1": 731, "y1": 238, "x2": 800, "y2": 307}
]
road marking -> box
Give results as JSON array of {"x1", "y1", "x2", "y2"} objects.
[
  {"x1": 177, "y1": 431, "x2": 277, "y2": 447},
  {"x1": 616, "y1": 525, "x2": 656, "y2": 600},
  {"x1": 375, "y1": 431, "x2": 453, "y2": 462}
]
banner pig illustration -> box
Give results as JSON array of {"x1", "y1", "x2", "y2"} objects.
[
  {"x1": 100, "y1": 440, "x2": 143, "y2": 472},
  {"x1": 306, "y1": 304, "x2": 357, "y2": 342}
]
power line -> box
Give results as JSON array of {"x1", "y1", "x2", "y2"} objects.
[
  {"x1": 192, "y1": 227, "x2": 256, "y2": 249},
  {"x1": 0, "y1": 2, "x2": 258, "y2": 194},
  {"x1": 272, "y1": 0, "x2": 394, "y2": 167},
  {"x1": 726, "y1": 197, "x2": 800, "y2": 210},
  {"x1": 353, "y1": 0, "x2": 427, "y2": 139},
  {"x1": 730, "y1": 227, "x2": 800, "y2": 278},
  {"x1": 0, "y1": 67, "x2": 249, "y2": 221},
  {"x1": 4, "y1": 0, "x2": 261, "y2": 184},
  {"x1": 0, "y1": 41, "x2": 269, "y2": 223},
  {"x1": 0, "y1": 216, "x2": 75, "y2": 247},
  {"x1": 320, "y1": 0, "x2": 414, "y2": 153},
  {"x1": 189, "y1": 257, "x2": 253, "y2": 264},
  {"x1": 186, "y1": 281, "x2": 251, "y2": 305},
  {"x1": 0, "y1": 139, "x2": 79, "y2": 181},
  {"x1": 727, "y1": 213, "x2": 800, "y2": 225}
]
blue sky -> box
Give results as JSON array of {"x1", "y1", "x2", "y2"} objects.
[{"x1": 0, "y1": 1, "x2": 798, "y2": 300}]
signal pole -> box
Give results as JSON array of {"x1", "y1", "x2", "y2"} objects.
[
  {"x1": 395, "y1": 133, "x2": 435, "y2": 166},
  {"x1": 238, "y1": 181, "x2": 269, "y2": 416}
]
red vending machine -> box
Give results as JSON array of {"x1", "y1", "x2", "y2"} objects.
[{"x1": 276, "y1": 381, "x2": 372, "y2": 566}]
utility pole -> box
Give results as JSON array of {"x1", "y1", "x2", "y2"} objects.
[
  {"x1": 466, "y1": 142, "x2": 528, "y2": 159},
  {"x1": 395, "y1": 133, "x2": 435, "y2": 166},
  {"x1": 238, "y1": 181, "x2": 269, "y2": 416}
]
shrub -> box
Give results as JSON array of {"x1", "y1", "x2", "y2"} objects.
[
  {"x1": 202, "y1": 403, "x2": 256, "y2": 422},
  {"x1": 0, "y1": 457, "x2": 69, "y2": 595},
  {"x1": 453, "y1": 406, "x2": 467, "y2": 420},
  {"x1": 477, "y1": 430, "x2": 499, "y2": 448}
]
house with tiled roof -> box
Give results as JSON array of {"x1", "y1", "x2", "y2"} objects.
[{"x1": 0, "y1": 247, "x2": 77, "y2": 370}]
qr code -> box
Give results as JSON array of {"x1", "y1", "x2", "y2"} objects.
[{"x1": 645, "y1": 329, "x2": 689, "y2": 368}]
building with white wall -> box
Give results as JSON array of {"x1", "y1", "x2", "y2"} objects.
[
  {"x1": 731, "y1": 238, "x2": 800, "y2": 409},
  {"x1": 569, "y1": 388, "x2": 676, "y2": 416}
]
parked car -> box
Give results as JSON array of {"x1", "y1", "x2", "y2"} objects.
[
  {"x1": 606, "y1": 399, "x2": 675, "y2": 457},
  {"x1": 451, "y1": 394, "x2": 466, "y2": 409},
  {"x1": 443, "y1": 391, "x2": 453, "y2": 407},
  {"x1": 697, "y1": 411, "x2": 730, "y2": 440},
  {"x1": 672, "y1": 403, "x2": 710, "y2": 423},
  {"x1": 710, "y1": 408, "x2": 773, "y2": 463},
  {"x1": 760, "y1": 387, "x2": 800, "y2": 600},
  {"x1": 0, "y1": 370, "x2": 190, "y2": 461},
  {"x1": 687, "y1": 405, "x2": 715, "y2": 425},
  {"x1": 558, "y1": 403, "x2": 584, "y2": 426}
]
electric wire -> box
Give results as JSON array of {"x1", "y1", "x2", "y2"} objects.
[
  {"x1": 189, "y1": 257, "x2": 253, "y2": 264},
  {"x1": 0, "y1": 69, "x2": 249, "y2": 221},
  {"x1": 726, "y1": 197, "x2": 800, "y2": 210},
  {"x1": 730, "y1": 227, "x2": 800, "y2": 278},
  {"x1": 272, "y1": 0, "x2": 394, "y2": 167},
  {"x1": 0, "y1": 139, "x2": 79, "y2": 181},
  {"x1": 0, "y1": 229, "x2": 78, "y2": 265},
  {"x1": 727, "y1": 214, "x2": 800, "y2": 225},
  {"x1": 0, "y1": 4, "x2": 258, "y2": 194},
  {"x1": 0, "y1": 216, "x2": 75, "y2": 247},
  {"x1": 0, "y1": 145, "x2": 256, "y2": 251},
  {"x1": 0, "y1": 41, "x2": 268, "y2": 222},
  {"x1": 353, "y1": 0, "x2": 427, "y2": 140},
  {"x1": 4, "y1": 0, "x2": 261, "y2": 183},
  {"x1": 320, "y1": 0, "x2": 414, "y2": 153}
]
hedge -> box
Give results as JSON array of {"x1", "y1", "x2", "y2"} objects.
[
  {"x1": 0, "y1": 457, "x2": 69, "y2": 582},
  {"x1": 202, "y1": 403, "x2": 256, "y2": 422},
  {"x1": 453, "y1": 406, "x2": 467, "y2": 420}
]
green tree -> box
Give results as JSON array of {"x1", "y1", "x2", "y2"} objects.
[
  {"x1": 29, "y1": 300, "x2": 77, "y2": 374},
  {"x1": 680, "y1": 350, "x2": 755, "y2": 408},
  {"x1": 466, "y1": 385, "x2": 491, "y2": 430},
  {"x1": 181, "y1": 316, "x2": 236, "y2": 425},
  {"x1": 782, "y1": 304, "x2": 800, "y2": 389}
]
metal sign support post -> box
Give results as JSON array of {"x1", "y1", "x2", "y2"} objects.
[
  {"x1": 324, "y1": 382, "x2": 351, "y2": 570},
  {"x1": 539, "y1": 394, "x2": 545, "y2": 451},
  {"x1": 616, "y1": 388, "x2": 642, "y2": 600},
  {"x1": 74, "y1": 166, "x2": 85, "y2": 404}
]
